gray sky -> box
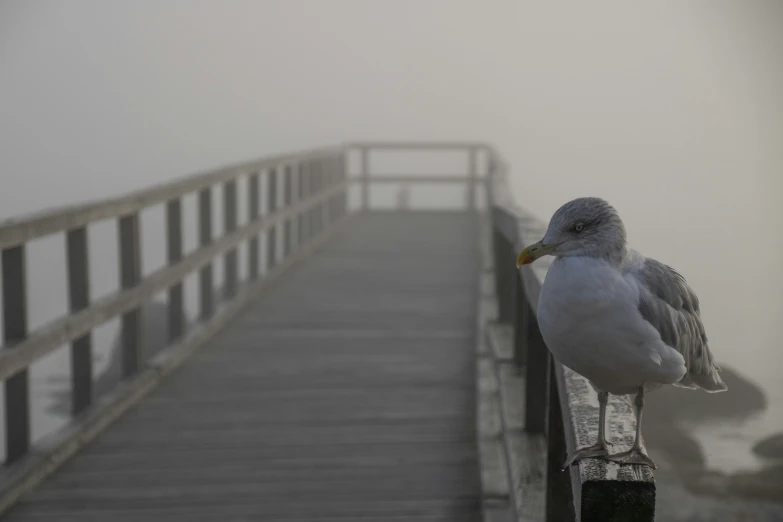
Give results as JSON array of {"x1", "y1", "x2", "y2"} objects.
[{"x1": 1, "y1": 1, "x2": 782, "y2": 391}]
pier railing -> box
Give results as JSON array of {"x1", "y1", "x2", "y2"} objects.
[{"x1": 0, "y1": 146, "x2": 350, "y2": 511}]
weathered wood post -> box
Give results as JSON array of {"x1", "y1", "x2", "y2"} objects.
[
  {"x1": 3, "y1": 244, "x2": 29, "y2": 463},
  {"x1": 523, "y1": 291, "x2": 549, "y2": 435},
  {"x1": 118, "y1": 212, "x2": 142, "y2": 376},
  {"x1": 248, "y1": 172, "x2": 260, "y2": 280},
  {"x1": 360, "y1": 146, "x2": 370, "y2": 210},
  {"x1": 546, "y1": 362, "x2": 576, "y2": 522},
  {"x1": 283, "y1": 165, "x2": 293, "y2": 257},
  {"x1": 267, "y1": 166, "x2": 278, "y2": 269},
  {"x1": 298, "y1": 162, "x2": 308, "y2": 244},
  {"x1": 492, "y1": 210, "x2": 514, "y2": 323},
  {"x1": 223, "y1": 180, "x2": 238, "y2": 298},
  {"x1": 467, "y1": 146, "x2": 477, "y2": 210},
  {"x1": 198, "y1": 187, "x2": 214, "y2": 319},
  {"x1": 67, "y1": 226, "x2": 92, "y2": 414},
  {"x1": 166, "y1": 199, "x2": 184, "y2": 342}
]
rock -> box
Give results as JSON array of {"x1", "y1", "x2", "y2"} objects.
[
  {"x1": 728, "y1": 464, "x2": 783, "y2": 504},
  {"x1": 643, "y1": 419, "x2": 706, "y2": 470},
  {"x1": 754, "y1": 434, "x2": 783, "y2": 460}
]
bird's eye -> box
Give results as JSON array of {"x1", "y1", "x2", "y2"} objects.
[{"x1": 574, "y1": 223, "x2": 584, "y2": 233}]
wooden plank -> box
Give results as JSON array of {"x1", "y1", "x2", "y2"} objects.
[
  {"x1": 0, "y1": 183, "x2": 346, "y2": 382},
  {"x1": 66, "y1": 227, "x2": 92, "y2": 414},
  {"x1": 2, "y1": 245, "x2": 30, "y2": 463},
  {"x1": 0, "y1": 146, "x2": 345, "y2": 249}
]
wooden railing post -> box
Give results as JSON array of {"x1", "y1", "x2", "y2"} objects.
[
  {"x1": 292, "y1": 163, "x2": 301, "y2": 250},
  {"x1": 166, "y1": 199, "x2": 184, "y2": 342},
  {"x1": 283, "y1": 165, "x2": 293, "y2": 257},
  {"x1": 511, "y1": 269, "x2": 526, "y2": 368},
  {"x1": 467, "y1": 146, "x2": 477, "y2": 210},
  {"x1": 267, "y1": 166, "x2": 278, "y2": 269},
  {"x1": 67, "y1": 227, "x2": 92, "y2": 414},
  {"x1": 360, "y1": 146, "x2": 370, "y2": 210},
  {"x1": 198, "y1": 187, "x2": 214, "y2": 320},
  {"x1": 309, "y1": 161, "x2": 318, "y2": 236},
  {"x1": 493, "y1": 229, "x2": 513, "y2": 322},
  {"x1": 546, "y1": 362, "x2": 576, "y2": 522},
  {"x1": 118, "y1": 213, "x2": 142, "y2": 376},
  {"x1": 298, "y1": 162, "x2": 307, "y2": 245},
  {"x1": 248, "y1": 173, "x2": 260, "y2": 280},
  {"x1": 223, "y1": 180, "x2": 238, "y2": 298},
  {"x1": 524, "y1": 297, "x2": 549, "y2": 434},
  {"x1": 339, "y1": 151, "x2": 348, "y2": 217},
  {"x1": 3, "y1": 244, "x2": 29, "y2": 463}
]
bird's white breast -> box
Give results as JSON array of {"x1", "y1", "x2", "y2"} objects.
[{"x1": 537, "y1": 256, "x2": 683, "y2": 394}]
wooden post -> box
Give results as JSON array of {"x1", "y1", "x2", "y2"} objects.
[
  {"x1": 493, "y1": 229, "x2": 513, "y2": 323},
  {"x1": 283, "y1": 165, "x2": 293, "y2": 257},
  {"x1": 198, "y1": 187, "x2": 214, "y2": 320},
  {"x1": 248, "y1": 173, "x2": 260, "y2": 280},
  {"x1": 3, "y1": 245, "x2": 29, "y2": 463},
  {"x1": 360, "y1": 146, "x2": 370, "y2": 210},
  {"x1": 66, "y1": 227, "x2": 93, "y2": 414},
  {"x1": 546, "y1": 360, "x2": 576, "y2": 522},
  {"x1": 467, "y1": 146, "x2": 477, "y2": 210},
  {"x1": 223, "y1": 180, "x2": 238, "y2": 298},
  {"x1": 310, "y1": 161, "x2": 319, "y2": 236},
  {"x1": 524, "y1": 297, "x2": 549, "y2": 434},
  {"x1": 166, "y1": 199, "x2": 184, "y2": 342},
  {"x1": 512, "y1": 269, "x2": 526, "y2": 368},
  {"x1": 267, "y1": 167, "x2": 278, "y2": 269},
  {"x1": 118, "y1": 213, "x2": 142, "y2": 377}
]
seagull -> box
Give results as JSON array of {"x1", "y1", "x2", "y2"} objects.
[{"x1": 515, "y1": 197, "x2": 726, "y2": 468}]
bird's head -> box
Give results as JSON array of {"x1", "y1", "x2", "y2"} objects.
[{"x1": 516, "y1": 197, "x2": 627, "y2": 267}]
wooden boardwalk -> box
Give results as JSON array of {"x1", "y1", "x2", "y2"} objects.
[{"x1": 5, "y1": 212, "x2": 481, "y2": 522}]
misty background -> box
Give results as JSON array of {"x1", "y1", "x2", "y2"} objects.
[{"x1": 1, "y1": 1, "x2": 783, "y2": 520}]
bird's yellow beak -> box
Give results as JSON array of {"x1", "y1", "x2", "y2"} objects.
[{"x1": 515, "y1": 241, "x2": 557, "y2": 268}]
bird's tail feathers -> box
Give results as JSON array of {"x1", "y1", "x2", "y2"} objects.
[{"x1": 688, "y1": 369, "x2": 728, "y2": 393}]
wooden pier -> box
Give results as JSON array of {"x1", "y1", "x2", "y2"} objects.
[{"x1": 0, "y1": 143, "x2": 654, "y2": 521}]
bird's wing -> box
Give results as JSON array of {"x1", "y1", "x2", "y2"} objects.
[{"x1": 625, "y1": 255, "x2": 727, "y2": 392}]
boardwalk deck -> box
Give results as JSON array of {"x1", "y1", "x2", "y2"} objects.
[{"x1": 4, "y1": 212, "x2": 481, "y2": 522}]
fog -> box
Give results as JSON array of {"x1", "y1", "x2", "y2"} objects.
[{"x1": 2, "y1": 1, "x2": 783, "y2": 520}]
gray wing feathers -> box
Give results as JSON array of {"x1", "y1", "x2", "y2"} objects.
[{"x1": 635, "y1": 258, "x2": 727, "y2": 393}]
